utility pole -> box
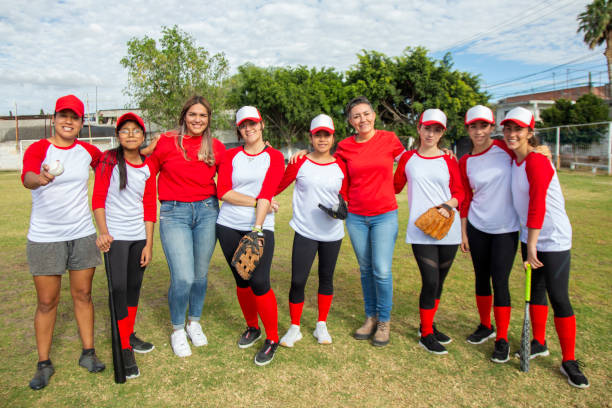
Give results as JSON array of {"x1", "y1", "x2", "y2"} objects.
[
  {"x1": 86, "y1": 95, "x2": 92, "y2": 143},
  {"x1": 95, "y1": 86, "x2": 98, "y2": 124},
  {"x1": 14, "y1": 102, "x2": 19, "y2": 150},
  {"x1": 552, "y1": 72, "x2": 556, "y2": 90}
]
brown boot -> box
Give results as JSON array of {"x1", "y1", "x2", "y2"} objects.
[
  {"x1": 353, "y1": 316, "x2": 377, "y2": 340},
  {"x1": 372, "y1": 320, "x2": 390, "y2": 346}
]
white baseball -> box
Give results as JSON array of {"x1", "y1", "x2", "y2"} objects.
[{"x1": 47, "y1": 160, "x2": 64, "y2": 176}]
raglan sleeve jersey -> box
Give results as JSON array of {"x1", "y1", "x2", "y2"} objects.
[
  {"x1": 277, "y1": 156, "x2": 346, "y2": 242},
  {"x1": 395, "y1": 150, "x2": 463, "y2": 245},
  {"x1": 511, "y1": 152, "x2": 572, "y2": 251},
  {"x1": 458, "y1": 139, "x2": 519, "y2": 234},
  {"x1": 216, "y1": 146, "x2": 285, "y2": 231},
  {"x1": 92, "y1": 153, "x2": 157, "y2": 241},
  {"x1": 21, "y1": 139, "x2": 101, "y2": 242}
]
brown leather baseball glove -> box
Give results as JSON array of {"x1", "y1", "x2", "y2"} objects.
[
  {"x1": 414, "y1": 206, "x2": 455, "y2": 240},
  {"x1": 231, "y1": 230, "x2": 265, "y2": 280}
]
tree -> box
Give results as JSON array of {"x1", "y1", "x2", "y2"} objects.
[
  {"x1": 577, "y1": 0, "x2": 612, "y2": 97},
  {"x1": 229, "y1": 64, "x2": 348, "y2": 150},
  {"x1": 120, "y1": 25, "x2": 230, "y2": 130},
  {"x1": 345, "y1": 47, "x2": 489, "y2": 146}
]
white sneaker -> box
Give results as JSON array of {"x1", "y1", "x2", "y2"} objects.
[
  {"x1": 313, "y1": 321, "x2": 332, "y2": 344},
  {"x1": 170, "y1": 329, "x2": 192, "y2": 357},
  {"x1": 279, "y1": 324, "x2": 303, "y2": 347},
  {"x1": 186, "y1": 321, "x2": 208, "y2": 347}
]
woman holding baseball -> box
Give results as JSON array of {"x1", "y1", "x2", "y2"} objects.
[
  {"x1": 502, "y1": 107, "x2": 589, "y2": 388},
  {"x1": 147, "y1": 95, "x2": 226, "y2": 358},
  {"x1": 216, "y1": 106, "x2": 284, "y2": 366},
  {"x1": 276, "y1": 114, "x2": 348, "y2": 347},
  {"x1": 92, "y1": 112, "x2": 156, "y2": 378},
  {"x1": 22, "y1": 95, "x2": 105, "y2": 390},
  {"x1": 458, "y1": 105, "x2": 519, "y2": 363},
  {"x1": 393, "y1": 108, "x2": 464, "y2": 355}
]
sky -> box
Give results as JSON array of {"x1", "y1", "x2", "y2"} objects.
[{"x1": 0, "y1": 0, "x2": 605, "y2": 116}]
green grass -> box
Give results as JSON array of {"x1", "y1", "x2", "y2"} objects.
[{"x1": 0, "y1": 170, "x2": 610, "y2": 407}]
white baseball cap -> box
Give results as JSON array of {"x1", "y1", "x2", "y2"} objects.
[
  {"x1": 419, "y1": 108, "x2": 447, "y2": 129},
  {"x1": 465, "y1": 105, "x2": 494, "y2": 125},
  {"x1": 236, "y1": 106, "x2": 262, "y2": 126},
  {"x1": 310, "y1": 114, "x2": 335, "y2": 134},
  {"x1": 500, "y1": 107, "x2": 534, "y2": 129}
]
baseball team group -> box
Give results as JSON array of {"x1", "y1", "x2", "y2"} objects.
[{"x1": 20, "y1": 93, "x2": 589, "y2": 391}]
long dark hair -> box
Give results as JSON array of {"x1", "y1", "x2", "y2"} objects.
[
  {"x1": 176, "y1": 95, "x2": 215, "y2": 165},
  {"x1": 99, "y1": 120, "x2": 145, "y2": 190}
]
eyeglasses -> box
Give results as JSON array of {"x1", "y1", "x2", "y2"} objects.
[{"x1": 118, "y1": 129, "x2": 144, "y2": 136}]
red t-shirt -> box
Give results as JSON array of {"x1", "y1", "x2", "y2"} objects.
[
  {"x1": 335, "y1": 130, "x2": 405, "y2": 216},
  {"x1": 147, "y1": 132, "x2": 226, "y2": 202}
]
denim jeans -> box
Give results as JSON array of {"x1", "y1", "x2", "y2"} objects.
[
  {"x1": 159, "y1": 198, "x2": 219, "y2": 329},
  {"x1": 346, "y1": 209, "x2": 398, "y2": 322}
]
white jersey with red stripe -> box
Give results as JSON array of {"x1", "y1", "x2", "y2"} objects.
[
  {"x1": 394, "y1": 150, "x2": 464, "y2": 245},
  {"x1": 21, "y1": 139, "x2": 101, "y2": 242},
  {"x1": 276, "y1": 156, "x2": 348, "y2": 242},
  {"x1": 216, "y1": 146, "x2": 285, "y2": 231},
  {"x1": 92, "y1": 155, "x2": 157, "y2": 241},
  {"x1": 511, "y1": 152, "x2": 571, "y2": 251},
  {"x1": 459, "y1": 139, "x2": 519, "y2": 234}
]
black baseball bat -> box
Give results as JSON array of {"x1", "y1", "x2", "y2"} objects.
[
  {"x1": 519, "y1": 263, "x2": 532, "y2": 372},
  {"x1": 103, "y1": 252, "x2": 126, "y2": 384}
]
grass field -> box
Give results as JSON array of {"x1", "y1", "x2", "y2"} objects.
[{"x1": 0, "y1": 170, "x2": 610, "y2": 407}]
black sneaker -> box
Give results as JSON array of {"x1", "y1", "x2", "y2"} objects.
[
  {"x1": 560, "y1": 360, "x2": 589, "y2": 389},
  {"x1": 29, "y1": 360, "x2": 55, "y2": 390},
  {"x1": 238, "y1": 326, "x2": 262, "y2": 349},
  {"x1": 418, "y1": 324, "x2": 452, "y2": 344},
  {"x1": 419, "y1": 334, "x2": 448, "y2": 355},
  {"x1": 78, "y1": 349, "x2": 106, "y2": 373},
  {"x1": 466, "y1": 324, "x2": 496, "y2": 344},
  {"x1": 130, "y1": 333, "x2": 155, "y2": 354},
  {"x1": 122, "y1": 348, "x2": 140, "y2": 379},
  {"x1": 254, "y1": 339, "x2": 279, "y2": 366},
  {"x1": 490, "y1": 339, "x2": 510, "y2": 363},
  {"x1": 514, "y1": 339, "x2": 550, "y2": 360}
]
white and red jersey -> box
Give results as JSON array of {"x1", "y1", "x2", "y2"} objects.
[
  {"x1": 147, "y1": 132, "x2": 226, "y2": 202},
  {"x1": 511, "y1": 152, "x2": 572, "y2": 251},
  {"x1": 92, "y1": 153, "x2": 157, "y2": 241},
  {"x1": 335, "y1": 130, "x2": 405, "y2": 216},
  {"x1": 276, "y1": 156, "x2": 348, "y2": 242},
  {"x1": 216, "y1": 146, "x2": 285, "y2": 231},
  {"x1": 459, "y1": 139, "x2": 519, "y2": 234},
  {"x1": 394, "y1": 150, "x2": 464, "y2": 245},
  {"x1": 21, "y1": 139, "x2": 101, "y2": 242}
]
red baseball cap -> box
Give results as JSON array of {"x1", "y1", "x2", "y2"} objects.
[
  {"x1": 116, "y1": 112, "x2": 146, "y2": 133},
  {"x1": 500, "y1": 107, "x2": 535, "y2": 129},
  {"x1": 310, "y1": 114, "x2": 335, "y2": 134},
  {"x1": 236, "y1": 106, "x2": 262, "y2": 126},
  {"x1": 419, "y1": 109, "x2": 447, "y2": 129},
  {"x1": 55, "y1": 95, "x2": 84, "y2": 118},
  {"x1": 465, "y1": 105, "x2": 495, "y2": 125}
]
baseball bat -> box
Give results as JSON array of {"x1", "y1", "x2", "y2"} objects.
[
  {"x1": 519, "y1": 263, "x2": 532, "y2": 372},
  {"x1": 103, "y1": 252, "x2": 126, "y2": 384}
]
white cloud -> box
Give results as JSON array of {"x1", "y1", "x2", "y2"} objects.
[{"x1": 0, "y1": 0, "x2": 598, "y2": 115}]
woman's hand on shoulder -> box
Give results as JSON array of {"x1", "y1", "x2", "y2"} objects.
[
  {"x1": 533, "y1": 145, "x2": 552, "y2": 162},
  {"x1": 288, "y1": 150, "x2": 308, "y2": 164},
  {"x1": 441, "y1": 148, "x2": 456, "y2": 160}
]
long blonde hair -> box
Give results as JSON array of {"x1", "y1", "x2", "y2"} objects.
[{"x1": 176, "y1": 95, "x2": 215, "y2": 166}]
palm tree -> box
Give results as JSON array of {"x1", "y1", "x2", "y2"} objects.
[{"x1": 577, "y1": 0, "x2": 612, "y2": 97}]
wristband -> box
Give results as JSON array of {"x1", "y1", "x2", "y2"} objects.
[
  {"x1": 252, "y1": 225, "x2": 263, "y2": 233},
  {"x1": 254, "y1": 201, "x2": 257, "y2": 208},
  {"x1": 440, "y1": 203, "x2": 453, "y2": 213}
]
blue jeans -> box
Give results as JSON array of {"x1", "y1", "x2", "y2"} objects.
[
  {"x1": 160, "y1": 198, "x2": 219, "y2": 329},
  {"x1": 346, "y1": 210, "x2": 398, "y2": 322}
]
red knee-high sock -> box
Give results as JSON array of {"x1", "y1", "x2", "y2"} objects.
[
  {"x1": 289, "y1": 302, "x2": 304, "y2": 326},
  {"x1": 530, "y1": 304, "x2": 548, "y2": 344},
  {"x1": 554, "y1": 316, "x2": 576, "y2": 362},
  {"x1": 117, "y1": 317, "x2": 131, "y2": 350},
  {"x1": 420, "y1": 308, "x2": 435, "y2": 337},
  {"x1": 127, "y1": 306, "x2": 138, "y2": 337},
  {"x1": 476, "y1": 295, "x2": 493, "y2": 328},
  {"x1": 317, "y1": 294, "x2": 333, "y2": 322},
  {"x1": 494, "y1": 306, "x2": 511, "y2": 341},
  {"x1": 255, "y1": 290, "x2": 279, "y2": 343},
  {"x1": 236, "y1": 286, "x2": 259, "y2": 328}
]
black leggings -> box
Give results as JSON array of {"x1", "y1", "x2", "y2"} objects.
[
  {"x1": 289, "y1": 232, "x2": 342, "y2": 304},
  {"x1": 107, "y1": 240, "x2": 146, "y2": 320},
  {"x1": 216, "y1": 224, "x2": 275, "y2": 296},
  {"x1": 520, "y1": 243, "x2": 574, "y2": 317},
  {"x1": 412, "y1": 244, "x2": 458, "y2": 309},
  {"x1": 467, "y1": 221, "x2": 518, "y2": 306}
]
